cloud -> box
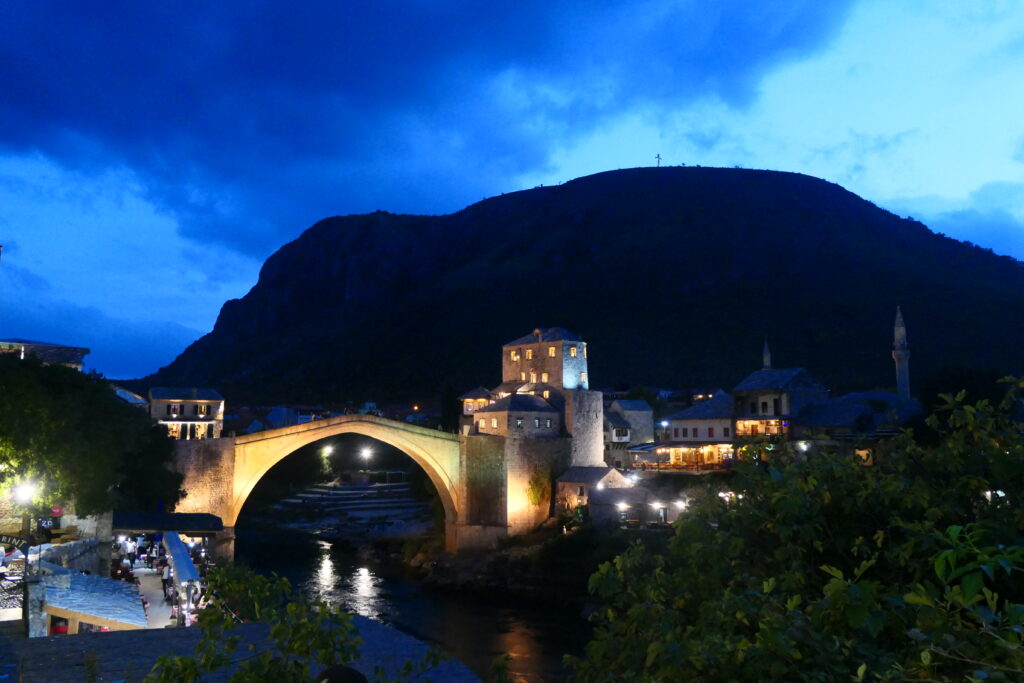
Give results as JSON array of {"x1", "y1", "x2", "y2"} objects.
[
  {"x1": 887, "y1": 182, "x2": 1024, "y2": 261},
  {"x1": 0, "y1": 1, "x2": 855, "y2": 258},
  {"x1": 0, "y1": 264, "x2": 201, "y2": 378}
]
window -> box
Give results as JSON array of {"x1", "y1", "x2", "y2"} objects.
[
  {"x1": 578, "y1": 485, "x2": 585, "y2": 496},
  {"x1": 583, "y1": 346, "x2": 587, "y2": 359},
  {"x1": 580, "y1": 371, "x2": 587, "y2": 383},
  {"x1": 541, "y1": 372, "x2": 549, "y2": 383},
  {"x1": 515, "y1": 418, "x2": 524, "y2": 429},
  {"x1": 548, "y1": 346, "x2": 556, "y2": 357},
  {"x1": 673, "y1": 427, "x2": 679, "y2": 438},
  {"x1": 761, "y1": 401, "x2": 768, "y2": 414},
  {"x1": 478, "y1": 419, "x2": 485, "y2": 429},
  {"x1": 491, "y1": 418, "x2": 498, "y2": 428},
  {"x1": 724, "y1": 427, "x2": 731, "y2": 437},
  {"x1": 773, "y1": 398, "x2": 781, "y2": 415},
  {"x1": 749, "y1": 401, "x2": 756, "y2": 413},
  {"x1": 167, "y1": 403, "x2": 181, "y2": 416},
  {"x1": 510, "y1": 350, "x2": 520, "y2": 361},
  {"x1": 682, "y1": 427, "x2": 688, "y2": 437},
  {"x1": 520, "y1": 372, "x2": 526, "y2": 381},
  {"x1": 570, "y1": 346, "x2": 577, "y2": 358},
  {"x1": 526, "y1": 349, "x2": 534, "y2": 360},
  {"x1": 708, "y1": 427, "x2": 715, "y2": 438},
  {"x1": 545, "y1": 418, "x2": 552, "y2": 428},
  {"x1": 198, "y1": 404, "x2": 209, "y2": 416},
  {"x1": 614, "y1": 428, "x2": 629, "y2": 438},
  {"x1": 534, "y1": 418, "x2": 540, "y2": 428},
  {"x1": 530, "y1": 371, "x2": 537, "y2": 383},
  {"x1": 543, "y1": 390, "x2": 550, "y2": 399}
]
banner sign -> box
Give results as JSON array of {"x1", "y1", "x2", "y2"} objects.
[{"x1": 0, "y1": 534, "x2": 30, "y2": 555}]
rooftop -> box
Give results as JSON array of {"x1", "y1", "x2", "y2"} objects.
[
  {"x1": 504, "y1": 327, "x2": 584, "y2": 347},
  {"x1": 610, "y1": 399, "x2": 652, "y2": 412},
  {"x1": 557, "y1": 466, "x2": 619, "y2": 485},
  {"x1": 668, "y1": 391, "x2": 732, "y2": 420},
  {"x1": 149, "y1": 387, "x2": 225, "y2": 401},
  {"x1": 733, "y1": 368, "x2": 825, "y2": 393},
  {"x1": 476, "y1": 394, "x2": 558, "y2": 413}
]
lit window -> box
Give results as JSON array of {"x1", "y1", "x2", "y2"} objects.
[
  {"x1": 543, "y1": 390, "x2": 550, "y2": 399},
  {"x1": 520, "y1": 372, "x2": 526, "y2": 381},
  {"x1": 583, "y1": 346, "x2": 587, "y2": 359},
  {"x1": 510, "y1": 350, "x2": 520, "y2": 361},
  {"x1": 545, "y1": 418, "x2": 552, "y2": 428},
  {"x1": 198, "y1": 404, "x2": 209, "y2": 416},
  {"x1": 478, "y1": 419, "x2": 485, "y2": 429},
  {"x1": 570, "y1": 346, "x2": 577, "y2": 358},
  {"x1": 708, "y1": 427, "x2": 715, "y2": 438},
  {"x1": 515, "y1": 418, "x2": 524, "y2": 429},
  {"x1": 526, "y1": 349, "x2": 534, "y2": 360},
  {"x1": 530, "y1": 371, "x2": 537, "y2": 383},
  {"x1": 580, "y1": 371, "x2": 587, "y2": 383},
  {"x1": 534, "y1": 418, "x2": 540, "y2": 427},
  {"x1": 491, "y1": 418, "x2": 498, "y2": 428},
  {"x1": 548, "y1": 346, "x2": 556, "y2": 357},
  {"x1": 541, "y1": 372, "x2": 549, "y2": 383}
]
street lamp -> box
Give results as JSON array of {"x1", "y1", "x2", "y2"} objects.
[
  {"x1": 360, "y1": 447, "x2": 372, "y2": 462},
  {"x1": 14, "y1": 481, "x2": 37, "y2": 505}
]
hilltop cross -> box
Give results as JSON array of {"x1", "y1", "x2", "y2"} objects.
[{"x1": 655, "y1": 154, "x2": 662, "y2": 167}]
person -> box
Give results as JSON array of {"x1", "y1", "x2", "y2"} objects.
[
  {"x1": 161, "y1": 563, "x2": 171, "y2": 595},
  {"x1": 125, "y1": 538, "x2": 137, "y2": 567}
]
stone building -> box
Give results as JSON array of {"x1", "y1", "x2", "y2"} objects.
[
  {"x1": 456, "y1": 327, "x2": 630, "y2": 546},
  {"x1": 148, "y1": 387, "x2": 225, "y2": 440},
  {"x1": 602, "y1": 399, "x2": 654, "y2": 468},
  {"x1": 660, "y1": 390, "x2": 736, "y2": 468}
]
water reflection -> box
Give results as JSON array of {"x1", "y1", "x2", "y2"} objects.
[
  {"x1": 306, "y1": 541, "x2": 383, "y2": 621},
  {"x1": 236, "y1": 527, "x2": 588, "y2": 681}
]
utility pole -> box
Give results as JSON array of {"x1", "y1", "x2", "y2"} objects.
[{"x1": 655, "y1": 154, "x2": 662, "y2": 167}]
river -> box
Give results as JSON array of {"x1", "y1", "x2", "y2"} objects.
[{"x1": 234, "y1": 524, "x2": 590, "y2": 682}]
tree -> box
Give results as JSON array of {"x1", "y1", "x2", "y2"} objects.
[
  {"x1": 0, "y1": 355, "x2": 183, "y2": 515},
  {"x1": 571, "y1": 380, "x2": 1024, "y2": 681}
]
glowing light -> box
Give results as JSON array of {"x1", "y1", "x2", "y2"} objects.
[
  {"x1": 360, "y1": 447, "x2": 372, "y2": 461},
  {"x1": 13, "y1": 481, "x2": 37, "y2": 504},
  {"x1": 660, "y1": 420, "x2": 669, "y2": 428},
  {"x1": 796, "y1": 441, "x2": 810, "y2": 452},
  {"x1": 650, "y1": 501, "x2": 663, "y2": 509},
  {"x1": 321, "y1": 445, "x2": 334, "y2": 456},
  {"x1": 616, "y1": 502, "x2": 629, "y2": 511},
  {"x1": 674, "y1": 500, "x2": 688, "y2": 509},
  {"x1": 413, "y1": 405, "x2": 419, "y2": 411},
  {"x1": 596, "y1": 482, "x2": 605, "y2": 490}
]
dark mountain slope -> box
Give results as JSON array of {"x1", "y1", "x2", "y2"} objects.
[{"x1": 145, "y1": 167, "x2": 1024, "y2": 404}]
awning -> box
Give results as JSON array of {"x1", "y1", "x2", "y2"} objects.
[{"x1": 163, "y1": 532, "x2": 201, "y2": 584}]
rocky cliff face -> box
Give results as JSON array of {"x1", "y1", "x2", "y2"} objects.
[{"x1": 145, "y1": 167, "x2": 1024, "y2": 404}]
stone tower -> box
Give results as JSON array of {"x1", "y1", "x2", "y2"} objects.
[{"x1": 892, "y1": 307, "x2": 911, "y2": 399}]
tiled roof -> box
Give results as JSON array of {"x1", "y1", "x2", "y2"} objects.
[
  {"x1": 605, "y1": 412, "x2": 631, "y2": 429},
  {"x1": 797, "y1": 391, "x2": 920, "y2": 429},
  {"x1": 477, "y1": 394, "x2": 558, "y2": 413},
  {"x1": 504, "y1": 327, "x2": 584, "y2": 347},
  {"x1": 668, "y1": 391, "x2": 732, "y2": 420},
  {"x1": 491, "y1": 381, "x2": 526, "y2": 395},
  {"x1": 556, "y1": 466, "x2": 617, "y2": 485},
  {"x1": 43, "y1": 566, "x2": 148, "y2": 628},
  {"x1": 733, "y1": 368, "x2": 822, "y2": 392},
  {"x1": 149, "y1": 387, "x2": 224, "y2": 401},
  {"x1": 611, "y1": 399, "x2": 652, "y2": 412},
  {"x1": 458, "y1": 386, "x2": 491, "y2": 400}
]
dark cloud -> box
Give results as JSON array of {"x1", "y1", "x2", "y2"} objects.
[
  {"x1": 1, "y1": 1, "x2": 855, "y2": 257},
  {"x1": 924, "y1": 183, "x2": 1024, "y2": 261}
]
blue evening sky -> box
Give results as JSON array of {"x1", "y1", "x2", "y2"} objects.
[{"x1": 1, "y1": 1, "x2": 1021, "y2": 378}]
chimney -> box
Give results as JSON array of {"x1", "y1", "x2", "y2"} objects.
[{"x1": 534, "y1": 328, "x2": 543, "y2": 343}]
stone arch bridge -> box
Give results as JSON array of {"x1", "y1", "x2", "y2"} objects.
[
  {"x1": 172, "y1": 415, "x2": 464, "y2": 552},
  {"x1": 174, "y1": 411, "x2": 568, "y2": 556}
]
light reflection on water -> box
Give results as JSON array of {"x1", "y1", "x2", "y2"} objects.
[
  {"x1": 308, "y1": 541, "x2": 384, "y2": 621},
  {"x1": 237, "y1": 528, "x2": 588, "y2": 681}
]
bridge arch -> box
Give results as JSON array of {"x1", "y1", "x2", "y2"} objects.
[{"x1": 227, "y1": 415, "x2": 461, "y2": 544}]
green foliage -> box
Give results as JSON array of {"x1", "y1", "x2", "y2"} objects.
[
  {"x1": 527, "y1": 466, "x2": 551, "y2": 507},
  {"x1": 146, "y1": 566, "x2": 361, "y2": 682},
  {"x1": 570, "y1": 381, "x2": 1024, "y2": 681},
  {"x1": 0, "y1": 355, "x2": 182, "y2": 514}
]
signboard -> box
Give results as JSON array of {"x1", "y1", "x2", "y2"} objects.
[
  {"x1": 50, "y1": 506, "x2": 63, "y2": 517},
  {"x1": 0, "y1": 534, "x2": 30, "y2": 555}
]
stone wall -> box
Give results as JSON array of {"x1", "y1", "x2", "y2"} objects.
[
  {"x1": 504, "y1": 436, "x2": 571, "y2": 534},
  {"x1": 460, "y1": 435, "x2": 506, "y2": 527},
  {"x1": 568, "y1": 389, "x2": 606, "y2": 466},
  {"x1": 40, "y1": 538, "x2": 104, "y2": 576},
  {"x1": 172, "y1": 437, "x2": 236, "y2": 521}
]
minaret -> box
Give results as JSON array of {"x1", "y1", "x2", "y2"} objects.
[
  {"x1": 762, "y1": 338, "x2": 772, "y2": 370},
  {"x1": 892, "y1": 307, "x2": 911, "y2": 399}
]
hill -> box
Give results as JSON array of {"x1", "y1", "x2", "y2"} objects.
[{"x1": 142, "y1": 167, "x2": 1024, "y2": 405}]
